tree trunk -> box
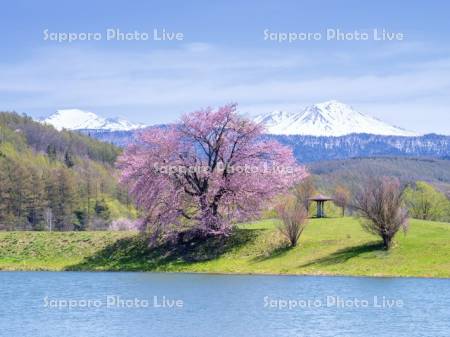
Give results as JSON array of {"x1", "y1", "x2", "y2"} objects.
[{"x1": 382, "y1": 235, "x2": 392, "y2": 250}]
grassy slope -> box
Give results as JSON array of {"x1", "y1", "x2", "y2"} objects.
[{"x1": 0, "y1": 218, "x2": 449, "y2": 277}]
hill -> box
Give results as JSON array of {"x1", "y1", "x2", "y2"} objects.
[
  {"x1": 0, "y1": 112, "x2": 134, "y2": 231},
  {"x1": 270, "y1": 133, "x2": 450, "y2": 162},
  {"x1": 0, "y1": 217, "x2": 449, "y2": 278},
  {"x1": 308, "y1": 157, "x2": 450, "y2": 196},
  {"x1": 1, "y1": 112, "x2": 119, "y2": 164}
]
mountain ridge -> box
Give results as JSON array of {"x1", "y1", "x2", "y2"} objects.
[
  {"x1": 37, "y1": 103, "x2": 450, "y2": 164},
  {"x1": 41, "y1": 100, "x2": 417, "y2": 137},
  {"x1": 42, "y1": 109, "x2": 146, "y2": 131},
  {"x1": 79, "y1": 128, "x2": 450, "y2": 163},
  {"x1": 254, "y1": 100, "x2": 417, "y2": 136}
]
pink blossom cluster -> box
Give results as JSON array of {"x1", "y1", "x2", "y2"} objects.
[{"x1": 118, "y1": 104, "x2": 308, "y2": 237}]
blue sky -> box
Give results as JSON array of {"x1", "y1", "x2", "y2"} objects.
[{"x1": 1, "y1": 0, "x2": 450, "y2": 134}]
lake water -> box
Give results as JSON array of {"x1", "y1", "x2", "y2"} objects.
[{"x1": 0, "y1": 272, "x2": 449, "y2": 337}]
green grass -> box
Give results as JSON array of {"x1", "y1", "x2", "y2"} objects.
[{"x1": 1, "y1": 217, "x2": 449, "y2": 278}]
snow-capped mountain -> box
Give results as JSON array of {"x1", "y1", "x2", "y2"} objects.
[
  {"x1": 41, "y1": 109, "x2": 146, "y2": 131},
  {"x1": 254, "y1": 100, "x2": 417, "y2": 136},
  {"x1": 253, "y1": 110, "x2": 294, "y2": 128}
]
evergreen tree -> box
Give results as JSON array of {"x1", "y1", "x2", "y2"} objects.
[
  {"x1": 64, "y1": 149, "x2": 75, "y2": 168},
  {"x1": 46, "y1": 144, "x2": 57, "y2": 161},
  {"x1": 95, "y1": 198, "x2": 111, "y2": 221}
]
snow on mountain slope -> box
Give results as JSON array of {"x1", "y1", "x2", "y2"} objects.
[
  {"x1": 253, "y1": 110, "x2": 294, "y2": 131},
  {"x1": 42, "y1": 101, "x2": 416, "y2": 136},
  {"x1": 42, "y1": 109, "x2": 146, "y2": 131},
  {"x1": 254, "y1": 100, "x2": 417, "y2": 136}
]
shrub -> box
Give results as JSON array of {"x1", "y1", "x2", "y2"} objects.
[
  {"x1": 276, "y1": 196, "x2": 308, "y2": 247},
  {"x1": 404, "y1": 181, "x2": 450, "y2": 221},
  {"x1": 109, "y1": 218, "x2": 143, "y2": 231},
  {"x1": 353, "y1": 177, "x2": 408, "y2": 250}
]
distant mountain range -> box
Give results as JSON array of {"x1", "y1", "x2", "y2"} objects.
[
  {"x1": 269, "y1": 133, "x2": 450, "y2": 162},
  {"x1": 41, "y1": 100, "x2": 416, "y2": 137},
  {"x1": 74, "y1": 128, "x2": 450, "y2": 163},
  {"x1": 38, "y1": 103, "x2": 450, "y2": 163}
]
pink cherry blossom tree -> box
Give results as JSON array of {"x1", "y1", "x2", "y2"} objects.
[{"x1": 118, "y1": 104, "x2": 307, "y2": 239}]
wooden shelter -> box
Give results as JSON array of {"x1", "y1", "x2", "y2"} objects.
[{"x1": 309, "y1": 194, "x2": 334, "y2": 218}]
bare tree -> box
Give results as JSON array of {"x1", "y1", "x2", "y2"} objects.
[
  {"x1": 44, "y1": 208, "x2": 53, "y2": 232},
  {"x1": 353, "y1": 177, "x2": 408, "y2": 250},
  {"x1": 333, "y1": 185, "x2": 351, "y2": 217},
  {"x1": 293, "y1": 177, "x2": 315, "y2": 213},
  {"x1": 276, "y1": 197, "x2": 308, "y2": 247}
]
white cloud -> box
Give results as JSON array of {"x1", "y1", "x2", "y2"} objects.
[{"x1": 0, "y1": 43, "x2": 449, "y2": 133}]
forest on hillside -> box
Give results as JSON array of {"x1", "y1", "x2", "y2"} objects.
[
  {"x1": 309, "y1": 157, "x2": 450, "y2": 196},
  {"x1": 0, "y1": 112, "x2": 135, "y2": 231}
]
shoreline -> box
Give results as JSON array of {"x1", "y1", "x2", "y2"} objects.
[{"x1": 1, "y1": 268, "x2": 449, "y2": 280}]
